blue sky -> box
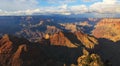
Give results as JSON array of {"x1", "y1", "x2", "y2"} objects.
[
  {"x1": 39, "y1": 0, "x2": 102, "y2": 6},
  {"x1": 0, "y1": 0, "x2": 119, "y2": 16}
]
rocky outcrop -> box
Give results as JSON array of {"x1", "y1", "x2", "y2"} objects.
[
  {"x1": 17, "y1": 19, "x2": 62, "y2": 42},
  {"x1": 16, "y1": 29, "x2": 44, "y2": 42},
  {"x1": 77, "y1": 48, "x2": 104, "y2": 66},
  {"x1": 0, "y1": 34, "x2": 31, "y2": 66},
  {"x1": 92, "y1": 18, "x2": 120, "y2": 42},
  {"x1": 75, "y1": 31, "x2": 98, "y2": 49},
  {"x1": 61, "y1": 23, "x2": 77, "y2": 32},
  {"x1": 45, "y1": 25, "x2": 61, "y2": 34},
  {"x1": 49, "y1": 31, "x2": 98, "y2": 49},
  {"x1": 0, "y1": 34, "x2": 13, "y2": 66},
  {"x1": 50, "y1": 32, "x2": 77, "y2": 48},
  {"x1": 11, "y1": 45, "x2": 27, "y2": 66},
  {"x1": 79, "y1": 21, "x2": 92, "y2": 27},
  {"x1": 0, "y1": 34, "x2": 13, "y2": 54},
  {"x1": 0, "y1": 34, "x2": 49, "y2": 66}
]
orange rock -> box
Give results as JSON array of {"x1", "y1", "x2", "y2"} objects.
[
  {"x1": 50, "y1": 32, "x2": 77, "y2": 48},
  {"x1": 92, "y1": 18, "x2": 120, "y2": 42},
  {"x1": 75, "y1": 31, "x2": 98, "y2": 49}
]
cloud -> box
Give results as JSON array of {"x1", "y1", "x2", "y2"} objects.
[
  {"x1": 43, "y1": 0, "x2": 76, "y2": 4},
  {"x1": 82, "y1": 0, "x2": 98, "y2": 2},
  {"x1": 38, "y1": 5, "x2": 71, "y2": 15},
  {"x1": 0, "y1": 5, "x2": 69, "y2": 15},
  {"x1": 70, "y1": 5, "x2": 88, "y2": 14},
  {"x1": 0, "y1": 0, "x2": 39, "y2": 11},
  {"x1": 0, "y1": 0, "x2": 120, "y2": 15},
  {"x1": 103, "y1": 0, "x2": 118, "y2": 4},
  {"x1": 0, "y1": 4, "x2": 89, "y2": 15},
  {"x1": 89, "y1": 0, "x2": 120, "y2": 13}
]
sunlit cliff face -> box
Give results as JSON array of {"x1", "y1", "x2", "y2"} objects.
[{"x1": 92, "y1": 18, "x2": 120, "y2": 42}]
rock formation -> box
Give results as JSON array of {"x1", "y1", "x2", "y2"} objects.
[
  {"x1": 92, "y1": 18, "x2": 120, "y2": 42},
  {"x1": 77, "y1": 48, "x2": 104, "y2": 66},
  {"x1": 50, "y1": 32, "x2": 77, "y2": 48},
  {"x1": 0, "y1": 34, "x2": 49, "y2": 66},
  {"x1": 75, "y1": 31, "x2": 98, "y2": 48}
]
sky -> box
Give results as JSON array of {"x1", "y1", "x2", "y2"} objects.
[{"x1": 0, "y1": 0, "x2": 120, "y2": 16}]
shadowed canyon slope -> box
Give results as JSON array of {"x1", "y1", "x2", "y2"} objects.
[
  {"x1": 47, "y1": 31, "x2": 98, "y2": 48},
  {"x1": 0, "y1": 31, "x2": 120, "y2": 66},
  {"x1": 0, "y1": 35, "x2": 50, "y2": 66},
  {"x1": 0, "y1": 33, "x2": 102, "y2": 66},
  {"x1": 0, "y1": 16, "x2": 120, "y2": 66}
]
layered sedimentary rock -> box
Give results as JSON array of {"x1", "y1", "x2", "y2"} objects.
[
  {"x1": 92, "y1": 18, "x2": 120, "y2": 42},
  {"x1": 50, "y1": 32, "x2": 77, "y2": 48},
  {"x1": 75, "y1": 31, "x2": 98, "y2": 48},
  {"x1": 0, "y1": 34, "x2": 49, "y2": 66},
  {"x1": 50, "y1": 31, "x2": 98, "y2": 48}
]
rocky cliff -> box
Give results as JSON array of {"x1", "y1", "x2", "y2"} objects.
[{"x1": 92, "y1": 18, "x2": 120, "y2": 42}]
